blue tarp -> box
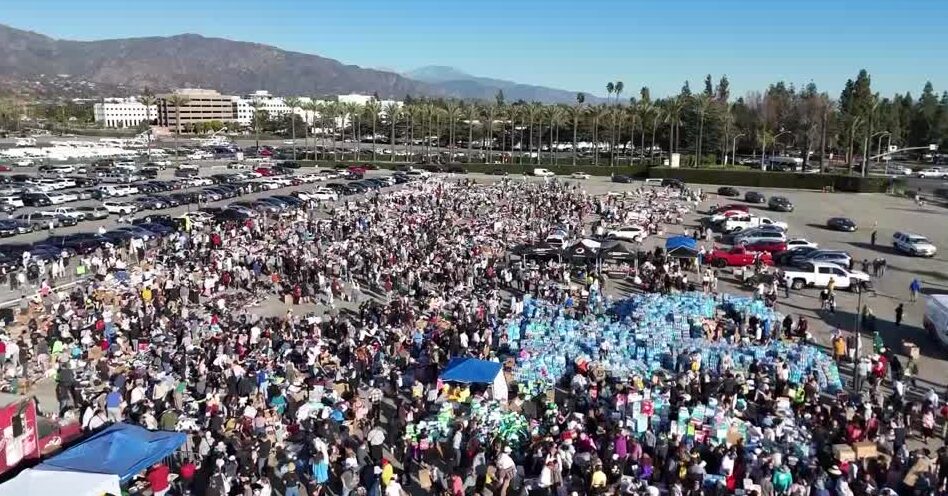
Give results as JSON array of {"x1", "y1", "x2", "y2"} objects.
[
  {"x1": 440, "y1": 358, "x2": 502, "y2": 384},
  {"x1": 36, "y1": 423, "x2": 186, "y2": 482}
]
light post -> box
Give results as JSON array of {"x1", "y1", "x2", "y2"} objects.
[
  {"x1": 731, "y1": 133, "x2": 745, "y2": 166},
  {"x1": 766, "y1": 130, "x2": 791, "y2": 170},
  {"x1": 872, "y1": 131, "x2": 890, "y2": 166}
]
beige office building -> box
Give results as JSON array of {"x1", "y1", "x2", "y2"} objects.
[{"x1": 157, "y1": 88, "x2": 238, "y2": 128}]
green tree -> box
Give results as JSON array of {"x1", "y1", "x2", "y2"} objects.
[
  {"x1": 571, "y1": 93, "x2": 585, "y2": 166},
  {"x1": 384, "y1": 102, "x2": 401, "y2": 162},
  {"x1": 465, "y1": 101, "x2": 478, "y2": 163},
  {"x1": 364, "y1": 99, "x2": 382, "y2": 161},
  {"x1": 694, "y1": 94, "x2": 713, "y2": 166}
]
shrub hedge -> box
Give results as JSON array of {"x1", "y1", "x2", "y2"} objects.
[
  {"x1": 645, "y1": 168, "x2": 892, "y2": 193},
  {"x1": 298, "y1": 160, "x2": 892, "y2": 193}
]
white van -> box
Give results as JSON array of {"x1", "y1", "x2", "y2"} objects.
[{"x1": 533, "y1": 168, "x2": 555, "y2": 177}]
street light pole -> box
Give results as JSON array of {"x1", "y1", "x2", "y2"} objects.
[{"x1": 731, "y1": 133, "x2": 745, "y2": 166}]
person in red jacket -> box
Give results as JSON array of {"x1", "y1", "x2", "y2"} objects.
[{"x1": 147, "y1": 462, "x2": 171, "y2": 496}]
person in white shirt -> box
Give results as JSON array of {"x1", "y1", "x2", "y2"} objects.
[{"x1": 384, "y1": 474, "x2": 403, "y2": 496}]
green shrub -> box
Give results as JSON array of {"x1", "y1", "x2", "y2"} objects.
[{"x1": 646, "y1": 168, "x2": 890, "y2": 192}]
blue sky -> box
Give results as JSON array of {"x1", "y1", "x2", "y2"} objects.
[{"x1": 2, "y1": 0, "x2": 945, "y2": 98}]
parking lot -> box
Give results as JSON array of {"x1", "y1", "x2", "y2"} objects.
[
  {"x1": 2, "y1": 159, "x2": 947, "y2": 389},
  {"x1": 497, "y1": 174, "x2": 948, "y2": 388}
]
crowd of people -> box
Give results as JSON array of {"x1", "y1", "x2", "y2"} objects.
[{"x1": 0, "y1": 176, "x2": 946, "y2": 496}]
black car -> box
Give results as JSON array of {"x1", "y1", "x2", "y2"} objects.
[
  {"x1": 768, "y1": 196, "x2": 794, "y2": 212},
  {"x1": 21, "y1": 193, "x2": 52, "y2": 207},
  {"x1": 827, "y1": 217, "x2": 858, "y2": 232},
  {"x1": 347, "y1": 182, "x2": 369, "y2": 193},
  {"x1": 489, "y1": 169, "x2": 509, "y2": 176},
  {"x1": 99, "y1": 230, "x2": 136, "y2": 246},
  {"x1": 392, "y1": 174, "x2": 411, "y2": 184},
  {"x1": 661, "y1": 178, "x2": 685, "y2": 189},
  {"x1": 447, "y1": 165, "x2": 467, "y2": 174},
  {"x1": 271, "y1": 195, "x2": 304, "y2": 207},
  {"x1": 277, "y1": 161, "x2": 301, "y2": 169},
  {"x1": 0, "y1": 220, "x2": 20, "y2": 237},
  {"x1": 612, "y1": 175, "x2": 632, "y2": 183},
  {"x1": 395, "y1": 165, "x2": 413, "y2": 172},
  {"x1": 170, "y1": 192, "x2": 199, "y2": 204},
  {"x1": 423, "y1": 165, "x2": 444, "y2": 173},
  {"x1": 717, "y1": 186, "x2": 740, "y2": 197},
  {"x1": 744, "y1": 191, "x2": 766, "y2": 203},
  {"x1": 215, "y1": 209, "x2": 250, "y2": 222}
]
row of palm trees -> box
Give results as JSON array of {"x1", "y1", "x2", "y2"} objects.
[{"x1": 276, "y1": 94, "x2": 708, "y2": 167}]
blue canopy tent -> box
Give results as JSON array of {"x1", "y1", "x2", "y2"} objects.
[
  {"x1": 439, "y1": 357, "x2": 508, "y2": 401},
  {"x1": 35, "y1": 423, "x2": 186, "y2": 483},
  {"x1": 665, "y1": 235, "x2": 699, "y2": 258}
]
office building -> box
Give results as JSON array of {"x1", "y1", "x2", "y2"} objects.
[{"x1": 93, "y1": 97, "x2": 157, "y2": 128}]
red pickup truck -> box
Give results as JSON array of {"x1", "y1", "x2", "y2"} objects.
[
  {"x1": 743, "y1": 240, "x2": 788, "y2": 253},
  {"x1": 705, "y1": 246, "x2": 774, "y2": 268}
]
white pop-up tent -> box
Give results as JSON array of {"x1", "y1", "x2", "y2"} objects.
[{"x1": 0, "y1": 468, "x2": 121, "y2": 496}]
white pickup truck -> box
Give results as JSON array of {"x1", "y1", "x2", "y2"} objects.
[
  {"x1": 783, "y1": 262, "x2": 871, "y2": 292},
  {"x1": 723, "y1": 214, "x2": 788, "y2": 233},
  {"x1": 39, "y1": 206, "x2": 87, "y2": 220}
]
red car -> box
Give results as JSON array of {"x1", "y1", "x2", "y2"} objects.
[
  {"x1": 705, "y1": 246, "x2": 773, "y2": 268},
  {"x1": 254, "y1": 167, "x2": 275, "y2": 177},
  {"x1": 0, "y1": 165, "x2": 11, "y2": 172},
  {"x1": 743, "y1": 240, "x2": 787, "y2": 253},
  {"x1": 709, "y1": 203, "x2": 750, "y2": 215}
]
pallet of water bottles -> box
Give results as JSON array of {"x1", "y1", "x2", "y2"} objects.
[{"x1": 507, "y1": 292, "x2": 842, "y2": 396}]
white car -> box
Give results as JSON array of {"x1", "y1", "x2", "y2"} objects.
[
  {"x1": 785, "y1": 238, "x2": 819, "y2": 251},
  {"x1": 607, "y1": 225, "x2": 647, "y2": 242},
  {"x1": 310, "y1": 188, "x2": 339, "y2": 201},
  {"x1": 916, "y1": 167, "x2": 948, "y2": 179},
  {"x1": 570, "y1": 172, "x2": 590, "y2": 180},
  {"x1": 45, "y1": 192, "x2": 68, "y2": 205},
  {"x1": 892, "y1": 231, "x2": 937, "y2": 257},
  {"x1": 101, "y1": 201, "x2": 138, "y2": 215},
  {"x1": 407, "y1": 169, "x2": 431, "y2": 178},
  {"x1": 710, "y1": 209, "x2": 747, "y2": 224}
]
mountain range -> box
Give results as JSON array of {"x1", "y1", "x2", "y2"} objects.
[{"x1": 0, "y1": 23, "x2": 597, "y2": 103}]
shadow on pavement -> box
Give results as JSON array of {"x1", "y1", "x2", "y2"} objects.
[{"x1": 847, "y1": 241, "x2": 901, "y2": 257}]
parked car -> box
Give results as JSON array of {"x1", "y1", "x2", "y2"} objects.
[
  {"x1": 717, "y1": 186, "x2": 740, "y2": 197},
  {"x1": 101, "y1": 201, "x2": 138, "y2": 215},
  {"x1": 611, "y1": 175, "x2": 632, "y2": 183},
  {"x1": 783, "y1": 262, "x2": 871, "y2": 292},
  {"x1": 826, "y1": 217, "x2": 857, "y2": 232},
  {"x1": 785, "y1": 239, "x2": 818, "y2": 251},
  {"x1": 768, "y1": 196, "x2": 794, "y2": 212},
  {"x1": 74, "y1": 206, "x2": 110, "y2": 220},
  {"x1": 892, "y1": 231, "x2": 937, "y2": 257},
  {"x1": 705, "y1": 246, "x2": 774, "y2": 268},
  {"x1": 744, "y1": 191, "x2": 766, "y2": 204},
  {"x1": 709, "y1": 204, "x2": 749, "y2": 215},
  {"x1": 570, "y1": 172, "x2": 590, "y2": 180},
  {"x1": 606, "y1": 225, "x2": 647, "y2": 242}
]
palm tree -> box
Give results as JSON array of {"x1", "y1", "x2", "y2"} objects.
[
  {"x1": 304, "y1": 100, "x2": 321, "y2": 160},
  {"x1": 650, "y1": 107, "x2": 663, "y2": 165},
  {"x1": 547, "y1": 105, "x2": 565, "y2": 166},
  {"x1": 637, "y1": 101, "x2": 652, "y2": 161},
  {"x1": 383, "y1": 102, "x2": 401, "y2": 162},
  {"x1": 139, "y1": 89, "x2": 157, "y2": 159},
  {"x1": 664, "y1": 98, "x2": 685, "y2": 155},
  {"x1": 586, "y1": 105, "x2": 606, "y2": 166},
  {"x1": 443, "y1": 101, "x2": 461, "y2": 161},
  {"x1": 482, "y1": 102, "x2": 497, "y2": 164},
  {"x1": 720, "y1": 103, "x2": 734, "y2": 165},
  {"x1": 251, "y1": 100, "x2": 268, "y2": 151},
  {"x1": 613, "y1": 82, "x2": 624, "y2": 164},
  {"x1": 625, "y1": 101, "x2": 638, "y2": 164},
  {"x1": 606, "y1": 82, "x2": 615, "y2": 104},
  {"x1": 363, "y1": 99, "x2": 382, "y2": 162},
  {"x1": 694, "y1": 94, "x2": 712, "y2": 167},
  {"x1": 283, "y1": 97, "x2": 301, "y2": 160},
  {"x1": 165, "y1": 94, "x2": 190, "y2": 165},
  {"x1": 571, "y1": 94, "x2": 585, "y2": 166},
  {"x1": 465, "y1": 101, "x2": 478, "y2": 163},
  {"x1": 527, "y1": 102, "x2": 543, "y2": 164}
]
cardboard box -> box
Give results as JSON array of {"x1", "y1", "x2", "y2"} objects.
[
  {"x1": 833, "y1": 444, "x2": 856, "y2": 462},
  {"x1": 852, "y1": 441, "x2": 878, "y2": 459}
]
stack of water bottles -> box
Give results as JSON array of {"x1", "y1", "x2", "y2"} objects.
[{"x1": 507, "y1": 292, "x2": 843, "y2": 396}]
